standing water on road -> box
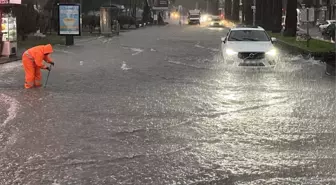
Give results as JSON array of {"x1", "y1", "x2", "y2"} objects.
[{"x1": 0, "y1": 22, "x2": 335, "y2": 185}]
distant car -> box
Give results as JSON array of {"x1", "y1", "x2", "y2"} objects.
[
  {"x1": 209, "y1": 16, "x2": 224, "y2": 27},
  {"x1": 319, "y1": 20, "x2": 336, "y2": 32},
  {"x1": 221, "y1": 25, "x2": 278, "y2": 68}
]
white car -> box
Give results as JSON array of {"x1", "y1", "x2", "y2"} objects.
[
  {"x1": 221, "y1": 26, "x2": 278, "y2": 67},
  {"x1": 319, "y1": 20, "x2": 336, "y2": 31}
]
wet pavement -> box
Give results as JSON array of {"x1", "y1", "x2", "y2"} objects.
[{"x1": 0, "y1": 22, "x2": 335, "y2": 185}]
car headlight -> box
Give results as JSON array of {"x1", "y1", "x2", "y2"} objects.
[
  {"x1": 266, "y1": 49, "x2": 277, "y2": 56},
  {"x1": 226, "y1": 49, "x2": 238, "y2": 56}
]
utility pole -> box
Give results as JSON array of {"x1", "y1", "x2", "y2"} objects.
[
  {"x1": 206, "y1": 0, "x2": 209, "y2": 13},
  {"x1": 252, "y1": 0, "x2": 256, "y2": 26}
]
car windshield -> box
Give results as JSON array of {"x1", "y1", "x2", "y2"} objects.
[
  {"x1": 228, "y1": 30, "x2": 270, "y2": 41},
  {"x1": 189, "y1": 15, "x2": 200, "y2": 18},
  {"x1": 212, "y1": 18, "x2": 221, "y2": 21}
]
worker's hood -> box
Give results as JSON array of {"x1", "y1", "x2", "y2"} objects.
[{"x1": 43, "y1": 44, "x2": 53, "y2": 54}]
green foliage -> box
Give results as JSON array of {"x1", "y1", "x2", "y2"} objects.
[{"x1": 269, "y1": 32, "x2": 335, "y2": 52}]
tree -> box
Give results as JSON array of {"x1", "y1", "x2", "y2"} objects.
[
  {"x1": 13, "y1": 3, "x2": 39, "y2": 40},
  {"x1": 261, "y1": 0, "x2": 273, "y2": 30},
  {"x1": 255, "y1": 0, "x2": 262, "y2": 25},
  {"x1": 302, "y1": 0, "x2": 315, "y2": 7},
  {"x1": 224, "y1": 0, "x2": 232, "y2": 20},
  {"x1": 243, "y1": 0, "x2": 253, "y2": 24},
  {"x1": 142, "y1": 0, "x2": 150, "y2": 22},
  {"x1": 284, "y1": 0, "x2": 297, "y2": 36},
  {"x1": 231, "y1": 0, "x2": 240, "y2": 21},
  {"x1": 272, "y1": 0, "x2": 283, "y2": 33}
]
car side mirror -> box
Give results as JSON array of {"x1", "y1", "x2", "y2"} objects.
[
  {"x1": 271, "y1": 37, "x2": 277, "y2": 43},
  {"x1": 221, "y1": 37, "x2": 226, "y2": 43}
]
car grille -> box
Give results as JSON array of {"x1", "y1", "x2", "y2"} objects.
[
  {"x1": 239, "y1": 62, "x2": 265, "y2": 67},
  {"x1": 238, "y1": 52, "x2": 265, "y2": 60}
]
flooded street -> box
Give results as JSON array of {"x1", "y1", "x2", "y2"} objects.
[{"x1": 0, "y1": 23, "x2": 335, "y2": 184}]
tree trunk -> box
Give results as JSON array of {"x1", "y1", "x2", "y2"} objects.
[
  {"x1": 243, "y1": 0, "x2": 253, "y2": 24},
  {"x1": 213, "y1": 0, "x2": 219, "y2": 15},
  {"x1": 284, "y1": 0, "x2": 297, "y2": 37},
  {"x1": 255, "y1": 0, "x2": 262, "y2": 25},
  {"x1": 262, "y1": 0, "x2": 274, "y2": 31},
  {"x1": 232, "y1": 0, "x2": 240, "y2": 21},
  {"x1": 225, "y1": 0, "x2": 232, "y2": 20},
  {"x1": 272, "y1": 0, "x2": 283, "y2": 33}
]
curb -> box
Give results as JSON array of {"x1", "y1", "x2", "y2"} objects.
[{"x1": 0, "y1": 56, "x2": 20, "y2": 64}]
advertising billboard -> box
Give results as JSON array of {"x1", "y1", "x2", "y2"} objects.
[
  {"x1": 0, "y1": 0, "x2": 21, "y2": 4},
  {"x1": 58, "y1": 4, "x2": 81, "y2": 36},
  {"x1": 153, "y1": 0, "x2": 168, "y2": 10}
]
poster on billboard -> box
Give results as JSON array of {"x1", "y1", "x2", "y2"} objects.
[
  {"x1": 153, "y1": 0, "x2": 168, "y2": 10},
  {"x1": 58, "y1": 4, "x2": 81, "y2": 36}
]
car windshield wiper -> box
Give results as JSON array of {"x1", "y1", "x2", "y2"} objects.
[
  {"x1": 242, "y1": 38, "x2": 260, "y2": 41},
  {"x1": 229, "y1": 37, "x2": 243, "y2": 41}
]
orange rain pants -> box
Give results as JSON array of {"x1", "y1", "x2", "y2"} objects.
[
  {"x1": 22, "y1": 54, "x2": 42, "y2": 88},
  {"x1": 22, "y1": 44, "x2": 53, "y2": 89}
]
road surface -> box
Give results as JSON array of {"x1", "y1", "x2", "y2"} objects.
[{"x1": 0, "y1": 23, "x2": 335, "y2": 185}]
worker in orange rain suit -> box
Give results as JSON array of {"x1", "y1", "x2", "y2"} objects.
[{"x1": 22, "y1": 44, "x2": 55, "y2": 89}]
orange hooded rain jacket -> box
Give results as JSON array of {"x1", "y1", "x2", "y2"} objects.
[{"x1": 22, "y1": 44, "x2": 54, "y2": 89}]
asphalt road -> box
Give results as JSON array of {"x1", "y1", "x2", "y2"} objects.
[{"x1": 0, "y1": 22, "x2": 335, "y2": 185}]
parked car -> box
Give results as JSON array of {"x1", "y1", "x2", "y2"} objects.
[{"x1": 319, "y1": 20, "x2": 336, "y2": 32}]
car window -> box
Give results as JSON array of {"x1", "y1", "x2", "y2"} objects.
[
  {"x1": 228, "y1": 30, "x2": 270, "y2": 41},
  {"x1": 189, "y1": 15, "x2": 199, "y2": 18}
]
